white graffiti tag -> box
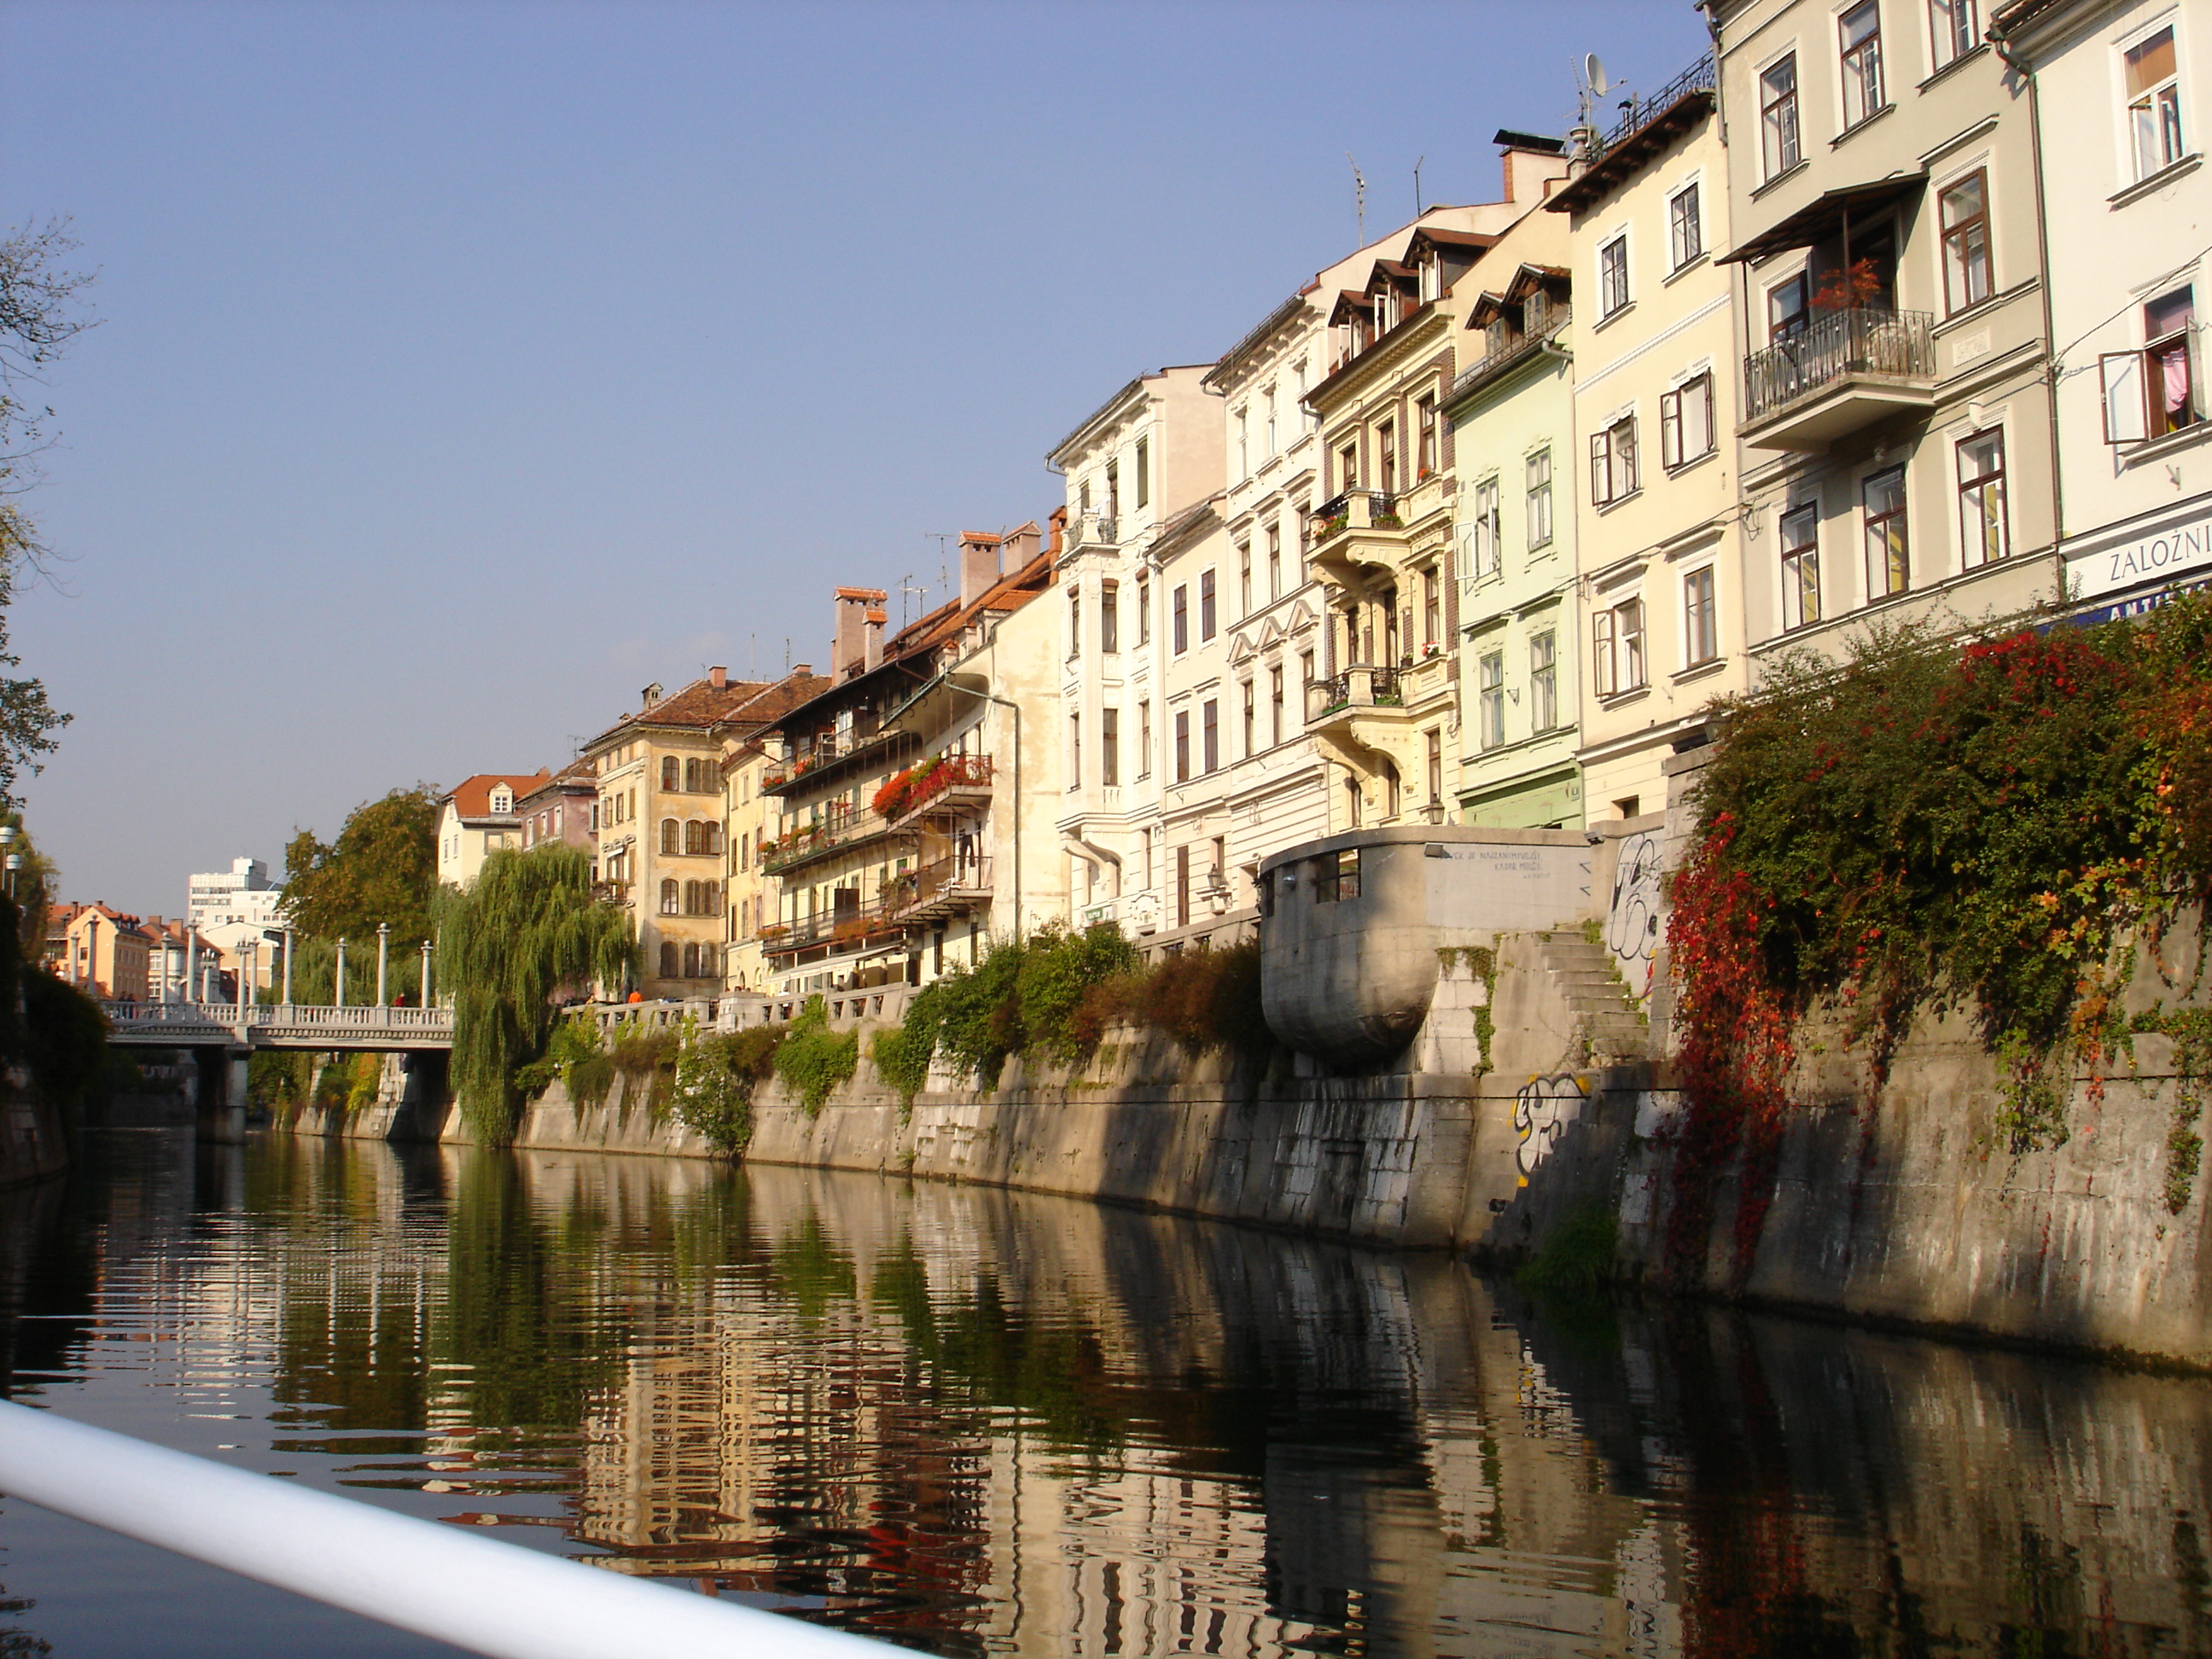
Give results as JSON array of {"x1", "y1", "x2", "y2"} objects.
[
  {"x1": 1605, "y1": 830, "x2": 1664, "y2": 998},
  {"x1": 1513, "y1": 1072, "x2": 1592, "y2": 1186}
]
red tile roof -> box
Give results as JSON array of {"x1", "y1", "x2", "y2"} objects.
[{"x1": 444, "y1": 771, "x2": 550, "y2": 820}]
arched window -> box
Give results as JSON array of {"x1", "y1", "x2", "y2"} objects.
[
  {"x1": 658, "y1": 941, "x2": 678, "y2": 978},
  {"x1": 661, "y1": 818, "x2": 679, "y2": 854},
  {"x1": 661, "y1": 756, "x2": 680, "y2": 791},
  {"x1": 706, "y1": 823, "x2": 722, "y2": 854},
  {"x1": 681, "y1": 942, "x2": 699, "y2": 979},
  {"x1": 660, "y1": 879, "x2": 678, "y2": 915},
  {"x1": 684, "y1": 819, "x2": 702, "y2": 855}
]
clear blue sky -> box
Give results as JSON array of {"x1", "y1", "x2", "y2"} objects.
[{"x1": 3, "y1": 0, "x2": 1707, "y2": 917}]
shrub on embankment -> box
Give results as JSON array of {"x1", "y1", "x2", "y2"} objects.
[
  {"x1": 1668, "y1": 597, "x2": 2212, "y2": 1278},
  {"x1": 0, "y1": 893, "x2": 103, "y2": 1115}
]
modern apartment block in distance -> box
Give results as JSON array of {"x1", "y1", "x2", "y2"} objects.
[
  {"x1": 1994, "y1": 0, "x2": 2212, "y2": 619},
  {"x1": 1548, "y1": 55, "x2": 1749, "y2": 824},
  {"x1": 1709, "y1": 0, "x2": 2056, "y2": 663}
]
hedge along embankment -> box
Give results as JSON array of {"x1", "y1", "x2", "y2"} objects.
[{"x1": 1667, "y1": 596, "x2": 2212, "y2": 1283}]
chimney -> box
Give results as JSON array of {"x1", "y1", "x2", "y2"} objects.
[
  {"x1": 1048, "y1": 505, "x2": 1068, "y2": 558},
  {"x1": 709, "y1": 665, "x2": 727, "y2": 690},
  {"x1": 641, "y1": 682, "x2": 662, "y2": 709},
  {"x1": 864, "y1": 608, "x2": 886, "y2": 672},
  {"x1": 959, "y1": 532, "x2": 1004, "y2": 611},
  {"x1": 1002, "y1": 521, "x2": 1041, "y2": 571},
  {"x1": 831, "y1": 587, "x2": 888, "y2": 678}
]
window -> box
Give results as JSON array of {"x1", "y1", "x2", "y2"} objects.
[
  {"x1": 1102, "y1": 707, "x2": 1120, "y2": 787},
  {"x1": 1337, "y1": 439, "x2": 1359, "y2": 491},
  {"x1": 1068, "y1": 592, "x2": 1081, "y2": 658},
  {"x1": 1930, "y1": 0, "x2": 1977, "y2": 71},
  {"x1": 1417, "y1": 396, "x2": 1438, "y2": 476},
  {"x1": 1241, "y1": 680, "x2": 1255, "y2": 754},
  {"x1": 1530, "y1": 632, "x2": 1557, "y2": 732},
  {"x1": 1781, "y1": 503, "x2": 1822, "y2": 629},
  {"x1": 1176, "y1": 845, "x2": 1191, "y2": 928},
  {"x1": 1106, "y1": 461, "x2": 1121, "y2": 519},
  {"x1": 1135, "y1": 437, "x2": 1150, "y2": 508},
  {"x1": 1477, "y1": 651, "x2": 1505, "y2": 749},
  {"x1": 1470, "y1": 477, "x2": 1502, "y2": 577},
  {"x1": 1592, "y1": 598, "x2": 1647, "y2": 696},
  {"x1": 1101, "y1": 581, "x2": 1120, "y2": 653},
  {"x1": 1940, "y1": 171, "x2": 1990, "y2": 314},
  {"x1": 1138, "y1": 701, "x2": 1152, "y2": 777},
  {"x1": 1769, "y1": 272, "x2": 1811, "y2": 341},
  {"x1": 661, "y1": 818, "x2": 679, "y2": 854},
  {"x1": 1958, "y1": 429, "x2": 2008, "y2": 567},
  {"x1": 1865, "y1": 466, "x2": 1910, "y2": 598},
  {"x1": 659, "y1": 941, "x2": 678, "y2": 977},
  {"x1": 1761, "y1": 54, "x2": 1802, "y2": 178},
  {"x1": 1200, "y1": 570, "x2": 1217, "y2": 640},
  {"x1": 1423, "y1": 567, "x2": 1441, "y2": 645},
  {"x1": 1265, "y1": 387, "x2": 1278, "y2": 457},
  {"x1": 661, "y1": 757, "x2": 680, "y2": 791},
  {"x1": 1669, "y1": 183, "x2": 1703, "y2": 270},
  {"x1": 1591, "y1": 416, "x2": 1639, "y2": 504},
  {"x1": 1172, "y1": 585, "x2": 1189, "y2": 653},
  {"x1": 1840, "y1": 3, "x2": 1886, "y2": 128},
  {"x1": 1237, "y1": 409, "x2": 1249, "y2": 477},
  {"x1": 1267, "y1": 523, "x2": 1283, "y2": 599},
  {"x1": 1426, "y1": 728, "x2": 1443, "y2": 808},
  {"x1": 1137, "y1": 577, "x2": 1150, "y2": 643},
  {"x1": 682, "y1": 942, "x2": 698, "y2": 978},
  {"x1": 1377, "y1": 420, "x2": 1398, "y2": 494},
  {"x1": 1202, "y1": 699, "x2": 1220, "y2": 773},
  {"x1": 740, "y1": 832, "x2": 749, "y2": 870},
  {"x1": 1684, "y1": 567, "x2": 1719, "y2": 666},
  {"x1": 1069, "y1": 713, "x2": 1081, "y2": 789},
  {"x1": 1599, "y1": 235, "x2": 1630, "y2": 317},
  {"x1": 660, "y1": 880, "x2": 679, "y2": 916},
  {"x1": 1526, "y1": 450, "x2": 1553, "y2": 547},
  {"x1": 1315, "y1": 847, "x2": 1361, "y2": 902},
  {"x1": 1174, "y1": 709, "x2": 1191, "y2": 782},
  {"x1": 1270, "y1": 667, "x2": 1284, "y2": 747},
  {"x1": 1660, "y1": 375, "x2": 1715, "y2": 469},
  {"x1": 2128, "y1": 25, "x2": 2185, "y2": 182},
  {"x1": 1239, "y1": 544, "x2": 1253, "y2": 615}
]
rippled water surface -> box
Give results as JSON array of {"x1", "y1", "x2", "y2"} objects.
[{"x1": 0, "y1": 1130, "x2": 2207, "y2": 1656}]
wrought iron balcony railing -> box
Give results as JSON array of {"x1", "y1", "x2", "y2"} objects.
[{"x1": 1743, "y1": 306, "x2": 1935, "y2": 425}]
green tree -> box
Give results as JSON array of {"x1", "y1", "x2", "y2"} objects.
[
  {"x1": 283, "y1": 785, "x2": 441, "y2": 951},
  {"x1": 437, "y1": 843, "x2": 636, "y2": 1144}
]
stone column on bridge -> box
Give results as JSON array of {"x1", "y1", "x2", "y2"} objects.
[
  {"x1": 421, "y1": 940, "x2": 432, "y2": 1008},
  {"x1": 335, "y1": 938, "x2": 346, "y2": 1009},
  {"x1": 282, "y1": 928, "x2": 294, "y2": 1006},
  {"x1": 376, "y1": 923, "x2": 389, "y2": 1007}
]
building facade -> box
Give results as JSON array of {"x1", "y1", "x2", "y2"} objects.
[
  {"x1": 516, "y1": 760, "x2": 599, "y2": 855},
  {"x1": 434, "y1": 773, "x2": 549, "y2": 890}
]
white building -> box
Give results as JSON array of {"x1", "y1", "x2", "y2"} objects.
[
  {"x1": 186, "y1": 857, "x2": 287, "y2": 961},
  {"x1": 1995, "y1": 0, "x2": 2212, "y2": 619}
]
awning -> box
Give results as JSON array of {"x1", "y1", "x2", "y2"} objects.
[{"x1": 1718, "y1": 172, "x2": 1927, "y2": 265}]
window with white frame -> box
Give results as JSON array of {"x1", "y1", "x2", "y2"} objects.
[
  {"x1": 1237, "y1": 408, "x2": 1249, "y2": 478},
  {"x1": 1929, "y1": 0, "x2": 1977, "y2": 71},
  {"x1": 1840, "y1": 3, "x2": 1886, "y2": 129},
  {"x1": 1599, "y1": 235, "x2": 1630, "y2": 317},
  {"x1": 1939, "y1": 170, "x2": 1991, "y2": 314},
  {"x1": 1477, "y1": 650, "x2": 1505, "y2": 749},
  {"x1": 1781, "y1": 502, "x2": 1822, "y2": 629},
  {"x1": 1470, "y1": 477, "x2": 1503, "y2": 577},
  {"x1": 1958, "y1": 428, "x2": 2008, "y2": 566},
  {"x1": 1661, "y1": 374, "x2": 1714, "y2": 469},
  {"x1": 1264, "y1": 386, "x2": 1278, "y2": 457},
  {"x1": 1591, "y1": 598, "x2": 1647, "y2": 697},
  {"x1": 1668, "y1": 182, "x2": 1703, "y2": 270},
  {"x1": 1529, "y1": 632, "x2": 1557, "y2": 732},
  {"x1": 1865, "y1": 467, "x2": 1910, "y2": 598},
  {"x1": 2127, "y1": 25, "x2": 2186, "y2": 182},
  {"x1": 1526, "y1": 450, "x2": 1553, "y2": 547},
  {"x1": 1683, "y1": 566, "x2": 1719, "y2": 666},
  {"x1": 1591, "y1": 415, "x2": 1639, "y2": 504},
  {"x1": 1762, "y1": 54, "x2": 1802, "y2": 178}
]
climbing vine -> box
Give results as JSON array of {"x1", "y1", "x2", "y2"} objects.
[{"x1": 1668, "y1": 598, "x2": 2212, "y2": 1276}]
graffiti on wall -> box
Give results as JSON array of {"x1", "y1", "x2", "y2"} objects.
[
  {"x1": 1605, "y1": 830, "x2": 1665, "y2": 999},
  {"x1": 1514, "y1": 1072, "x2": 1592, "y2": 1186}
]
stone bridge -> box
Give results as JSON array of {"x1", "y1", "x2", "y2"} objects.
[{"x1": 102, "y1": 1001, "x2": 453, "y2": 1051}]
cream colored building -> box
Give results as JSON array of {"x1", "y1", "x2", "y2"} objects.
[
  {"x1": 434, "y1": 772, "x2": 547, "y2": 890},
  {"x1": 1302, "y1": 140, "x2": 1574, "y2": 837},
  {"x1": 1550, "y1": 57, "x2": 1750, "y2": 825}
]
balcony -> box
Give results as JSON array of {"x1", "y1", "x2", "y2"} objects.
[
  {"x1": 760, "y1": 723, "x2": 911, "y2": 798},
  {"x1": 883, "y1": 853, "x2": 993, "y2": 924},
  {"x1": 1306, "y1": 490, "x2": 1405, "y2": 579},
  {"x1": 874, "y1": 753, "x2": 993, "y2": 830},
  {"x1": 1741, "y1": 306, "x2": 1936, "y2": 451},
  {"x1": 757, "y1": 804, "x2": 904, "y2": 876},
  {"x1": 1064, "y1": 512, "x2": 1118, "y2": 553},
  {"x1": 759, "y1": 898, "x2": 903, "y2": 957},
  {"x1": 1308, "y1": 664, "x2": 1405, "y2": 724}
]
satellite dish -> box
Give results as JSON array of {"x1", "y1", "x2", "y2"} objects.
[{"x1": 1586, "y1": 53, "x2": 1610, "y2": 96}]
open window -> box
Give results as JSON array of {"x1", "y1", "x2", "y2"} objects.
[{"x1": 2102, "y1": 287, "x2": 2197, "y2": 444}]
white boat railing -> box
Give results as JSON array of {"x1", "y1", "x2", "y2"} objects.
[{"x1": 0, "y1": 1400, "x2": 896, "y2": 1659}]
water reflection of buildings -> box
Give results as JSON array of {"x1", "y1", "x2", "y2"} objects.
[{"x1": 20, "y1": 1135, "x2": 2212, "y2": 1659}]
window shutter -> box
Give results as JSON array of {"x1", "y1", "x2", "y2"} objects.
[
  {"x1": 1591, "y1": 432, "x2": 1611, "y2": 504},
  {"x1": 1592, "y1": 610, "x2": 1616, "y2": 697},
  {"x1": 1661, "y1": 392, "x2": 1682, "y2": 470},
  {"x1": 2101, "y1": 350, "x2": 2150, "y2": 445}
]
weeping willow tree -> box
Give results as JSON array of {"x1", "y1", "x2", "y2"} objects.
[{"x1": 438, "y1": 844, "x2": 637, "y2": 1144}]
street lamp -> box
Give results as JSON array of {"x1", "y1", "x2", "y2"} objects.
[{"x1": 0, "y1": 824, "x2": 17, "y2": 900}]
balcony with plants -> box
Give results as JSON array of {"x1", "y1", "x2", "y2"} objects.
[
  {"x1": 882, "y1": 853, "x2": 994, "y2": 924},
  {"x1": 1742, "y1": 278, "x2": 1935, "y2": 451},
  {"x1": 756, "y1": 801, "x2": 906, "y2": 876},
  {"x1": 1307, "y1": 489, "x2": 1406, "y2": 579},
  {"x1": 870, "y1": 753, "x2": 994, "y2": 831}
]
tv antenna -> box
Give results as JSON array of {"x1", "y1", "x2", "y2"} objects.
[
  {"x1": 897, "y1": 573, "x2": 928, "y2": 628},
  {"x1": 1347, "y1": 153, "x2": 1367, "y2": 247},
  {"x1": 1576, "y1": 52, "x2": 1610, "y2": 123},
  {"x1": 1412, "y1": 154, "x2": 1425, "y2": 217}
]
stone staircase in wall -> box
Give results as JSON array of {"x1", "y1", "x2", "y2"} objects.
[{"x1": 1534, "y1": 932, "x2": 1650, "y2": 1066}]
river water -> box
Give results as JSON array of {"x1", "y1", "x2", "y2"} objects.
[{"x1": 0, "y1": 1129, "x2": 2205, "y2": 1657}]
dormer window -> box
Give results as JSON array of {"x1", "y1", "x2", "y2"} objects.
[
  {"x1": 1419, "y1": 257, "x2": 1441, "y2": 303},
  {"x1": 490, "y1": 789, "x2": 512, "y2": 815}
]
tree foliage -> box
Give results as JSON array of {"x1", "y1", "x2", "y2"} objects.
[
  {"x1": 283, "y1": 786, "x2": 441, "y2": 949},
  {"x1": 437, "y1": 844, "x2": 636, "y2": 1144}
]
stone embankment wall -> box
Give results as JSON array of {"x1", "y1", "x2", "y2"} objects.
[{"x1": 286, "y1": 911, "x2": 2212, "y2": 1365}]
